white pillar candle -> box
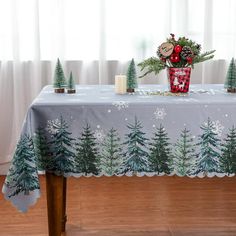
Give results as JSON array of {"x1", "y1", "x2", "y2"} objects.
[{"x1": 115, "y1": 75, "x2": 127, "y2": 94}]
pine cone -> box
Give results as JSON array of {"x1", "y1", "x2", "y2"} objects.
[{"x1": 180, "y1": 46, "x2": 193, "y2": 59}]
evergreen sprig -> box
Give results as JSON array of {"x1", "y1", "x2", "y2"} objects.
[
  {"x1": 138, "y1": 57, "x2": 166, "y2": 78},
  {"x1": 192, "y1": 50, "x2": 215, "y2": 67}
]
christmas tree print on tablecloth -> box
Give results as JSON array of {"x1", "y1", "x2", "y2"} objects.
[
  {"x1": 49, "y1": 116, "x2": 75, "y2": 174},
  {"x1": 220, "y1": 126, "x2": 236, "y2": 175},
  {"x1": 122, "y1": 117, "x2": 149, "y2": 173},
  {"x1": 173, "y1": 128, "x2": 196, "y2": 176},
  {"x1": 99, "y1": 128, "x2": 123, "y2": 175},
  {"x1": 148, "y1": 124, "x2": 172, "y2": 174},
  {"x1": 33, "y1": 127, "x2": 50, "y2": 171},
  {"x1": 53, "y1": 58, "x2": 67, "y2": 93},
  {"x1": 196, "y1": 118, "x2": 221, "y2": 175},
  {"x1": 224, "y1": 58, "x2": 236, "y2": 93},
  {"x1": 126, "y1": 58, "x2": 137, "y2": 93},
  {"x1": 6, "y1": 135, "x2": 39, "y2": 197},
  {"x1": 75, "y1": 124, "x2": 99, "y2": 175}
]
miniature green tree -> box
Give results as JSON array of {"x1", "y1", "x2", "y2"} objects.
[
  {"x1": 224, "y1": 58, "x2": 236, "y2": 93},
  {"x1": 148, "y1": 124, "x2": 172, "y2": 174},
  {"x1": 53, "y1": 58, "x2": 67, "y2": 92},
  {"x1": 122, "y1": 117, "x2": 149, "y2": 173},
  {"x1": 67, "y1": 71, "x2": 76, "y2": 93},
  {"x1": 126, "y1": 58, "x2": 137, "y2": 92},
  {"x1": 220, "y1": 126, "x2": 236, "y2": 175},
  {"x1": 6, "y1": 135, "x2": 40, "y2": 197},
  {"x1": 75, "y1": 124, "x2": 99, "y2": 175},
  {"x1": 99, "y1": 128, "x2": 123, "y2": 175},
  {"x1": 173, "y1": 128, "x2": 196, "y2": 176},
  {"x1": 196, "y1": 118, "x2": 221, "y2": 174},
  {"x1": 33, "y1": 127, "x2": 50, "y2": 171},
  {"x1": 49, "y1": 116, "x2": 75, "y2": 174}
]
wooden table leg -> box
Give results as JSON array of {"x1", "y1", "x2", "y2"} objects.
[
  {"x1": 61, "y1": 176, "x2": 67, "y2": 232},
  {"x1": 46, "y1": 172, "x2": 67, "y2": 236}
]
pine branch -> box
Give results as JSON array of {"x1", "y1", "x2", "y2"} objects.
[
  {"x1": 138, "y1": 57, "x2": 166, "y2": 78},
  {"x1": 193, "y1": 50, "x2": 215, "y2": 65}
]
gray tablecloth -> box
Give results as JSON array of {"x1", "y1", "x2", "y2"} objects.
[{"x1": 2, "y1": 84, "x2": 236, "y2": 211}]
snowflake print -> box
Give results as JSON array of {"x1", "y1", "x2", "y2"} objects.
[
  {"x1": 46, "y1": 119, "x2": 61, "y2": 134},
  {"x1": 212, "y1": 120, "x2": 224, "y2": 136},
  {"x1": 94, "y1": 129, "x2": 105, "y2": 142},
  {"x1": 112, "y1": 101, "x2": 129, "y2": 110},
  {"x1": 154, "y1": 107, "x2": 167, "y2": 120}
]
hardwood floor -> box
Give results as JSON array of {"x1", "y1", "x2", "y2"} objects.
[{"x1": 1, "y1": 175, "x2": 236, "y2": 235}]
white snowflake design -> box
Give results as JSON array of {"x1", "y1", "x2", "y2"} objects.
[
  {"x1": 212, "y1": 120, "x2": 224, "y2": 136},
  {"x1": 112, "y1": 101, "x2": 129, "y2": 110},
  {"x1": 94, "y1": 129, "x2": 105, "y2": 142},
  {"x1": 154, "y1": 107, "x2": 167, "y2": 120},
  {"x1": 46, "y1": 119, "x2": 61, "y2": 134}
]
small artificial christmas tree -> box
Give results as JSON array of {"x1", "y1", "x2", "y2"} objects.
[
  {"x1": 75, "y1": 124, "x2": 99, "y2": 175},
  {"x1": 67, "y1": 71, "x2": 76, "y2": 94},
  {"x1": 173, "y1": 128, "x2": 196, "y2": 176},
  {"x1": 6, "y1": 135, "x2": 40, "y2": 197},
  {"x1": 148, "y1": 124, "x2": 172, "y2": 174},
  {"x1": 99, "y1": 128, "x2": 123, "y2": 175},
  {"x1": 53, "y1": 58, "x2": 67, "y2": 93},
  {"x1": 196, "y1": 118, "x2": 221, "y2": 175},
  {"x1": 220, "y1": 126, "x2": 236, "y2": 175},
  {"x1": 122, "y1": 117, "x2": 149, "y2": 174},
  {"x1": 33, "y1": 127, "x2": 50, "y2": 171},
  {"x1": 49, "y1": 116, "x2": 75, "y2": 174},
  {"x1": 126, "y1": 58, "x2": 137, "y2": 93},
  {"x1": 224, "y1": 58, "x2": 236, "y2": 93}
]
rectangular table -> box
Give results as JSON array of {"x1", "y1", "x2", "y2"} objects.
[{"x1": 2, "y1": 84, "x2": 236, "y2": 235}]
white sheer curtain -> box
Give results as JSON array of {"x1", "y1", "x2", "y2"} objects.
[{"x1": 0, "y1": 0, "x2": 236, "y2": 168}]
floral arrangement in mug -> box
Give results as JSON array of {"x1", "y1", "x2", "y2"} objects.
[{"x1": 138, "y1": 34, "x2": 215, "y2": 78}]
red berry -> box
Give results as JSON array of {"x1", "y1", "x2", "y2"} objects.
[
  {"x1": 170, "y1": 53, "x2": 180, "y2": 63},
  {"x1": 174, "y1": 45, "x2": 182, "y2": 53},
  {"x1": 187, "y1": 57, "x2": 193, "y2": 64}
]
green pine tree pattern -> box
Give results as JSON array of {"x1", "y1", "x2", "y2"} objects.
[
  {"x1": 122, "y1": 117, "x2": 149, "y2": 173},
  {"x1": 49, "y1": 116, "x2": 75, "y2": 174},
  {"x1": 99, "y1": 128, "x2": 123, "y2": 175},
  {"x1": 75, "y1": 124, "x2": 99, "y2": 175},
  {"x1": 53, "y1": 58, "x2": 67, "y2": 89},
  {"x1": 173, "y1": 128, "x2": 196, "y2": 176},
  {"x1": 224, "y1": 58, "x2": 236, "y2": 90},
  {"x1": 6, "y1": 135, "x2": 40, "y2": 197},
  {"x1": 68, "y1": 71, "x2": 75, "y2": 90},
  {"x1": 220, "y1": 126, "x2": 236, "y2": 175},
  {"x1": 33, "y1": 127, "x2": 50, "y2": 171},
  {"x1": 126, "y1": 58, "x2": 137, "y2": 90},
  {"x1": 148, "y1": 124, "x2": 172, "y2": 174},
  {"x1": 196, "y1": 118, "x2": 221, "y2": 174}
]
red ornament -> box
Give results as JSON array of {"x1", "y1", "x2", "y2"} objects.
[
  {"x1": 187, "y1": 57, "x2": 193, "y2": 64},
  {"x1": 174, "y1": 45, "x2": 182, "y2": 53},
  {"x1": 170, "y1": 53, "x2": 180, "y2": 63},
  {"x1": 161, "y1": 57, "x2": 166, "y2": 62}
]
